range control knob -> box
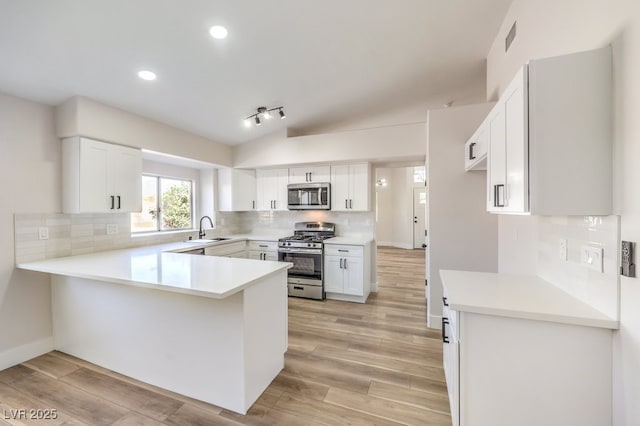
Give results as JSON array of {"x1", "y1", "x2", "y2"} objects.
[{"x1": 307, "y1": 243, "x2": 311, "y2": 247}]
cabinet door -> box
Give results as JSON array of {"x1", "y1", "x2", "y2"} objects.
[
  {"x1": 487, "y1": 104, "x2": 506, "y2": 213},
  {"x1": 289, "y1": 166, "x2": 330, "y2": 183},
  {"x1": 79, "y1": 138, "x2": 110, "y2": 212},
  {"x1": 349, "y1": 163, "x2": 370, "y2": 211},
  {"x1": 256, "y1": 169, "x2": 274, "y2": 211},
  {"x1": 273, "y1": 169, "x2": 289, "y2": 210},
  {"x1": 343, "y1": 256, "x2": 364, "y2": 296},
  {"x1": 111, "y1": 145, "x2": 142, "y2": 212},
  {"x1": 503, "y1": 66, "x2": 529, "y2": 213},
  {"x1": 236, "y1": 169, "x2": 257, "y2": 211},
  {"x1": 330, "y1": 165, "x2": 350, "y2": 211},
  {"x1": 264, "y1": 252, "x2": 278, "y2": 261},
  {"x1": 323, "y1": 255, "x2": 344, "y2": 293},
  {"x1": 248, "y1": 251, "x2": 262, "y2": 260}
]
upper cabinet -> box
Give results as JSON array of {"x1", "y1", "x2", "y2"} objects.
[
  {"x1": 486, "y1": 46, "x2": 612, "y2": 215},
  {"x1": 331, "y1": 163, "x2": 371, "y2": 211},
  {"x1": 217, "y1": 168, "x2": 257, "y2": 212},
  {"x1": 256, "y1": 168, "x2": 289, "y2": 211},
  {"x1": 62, "y1": 137, "x2": 142, "y2": 214},
  {"x1": 464, "y1": 115, "x2": 490, "y2": 171},
  {"x1": 289, "y1": 166, "x2": 331, "y2": 184}
]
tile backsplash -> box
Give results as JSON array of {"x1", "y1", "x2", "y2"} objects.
[
  {"x1": 537, "y1": 215, "x2": 620, "y2": 319},
  {"x1": 14, "y1": 210, "x2": 374, "y2": 263}
]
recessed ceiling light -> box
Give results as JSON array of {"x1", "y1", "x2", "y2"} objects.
[
  {"x1": 137, "y1": 70, "x2": 157, "y2": 81},
  {"x1": 209, "y1": 25, "x2": 228, "y2": 40}
]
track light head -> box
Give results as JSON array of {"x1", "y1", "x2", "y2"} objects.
[
  {"x1": 255, "y1": 116, "x2": 261, "y2": 126},
  {"x1": 279, "y1": 109, "x2": 286, "y2": 119}
]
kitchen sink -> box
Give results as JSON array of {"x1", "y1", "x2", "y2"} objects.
[{"x1": 185, "y1": 237, "x2": 231, "y2": 243}]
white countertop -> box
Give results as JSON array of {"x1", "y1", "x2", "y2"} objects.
[
  {"x1": 440, "y1": 270, "x2": 618, "y2": 329},
  {"x1": 17, "y1": 240, "x2": 291, "y2": 299},
  {"x1": 324, "y1": 236, "x2": 373, "y2": 245}
]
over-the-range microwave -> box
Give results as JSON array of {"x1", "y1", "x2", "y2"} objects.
[{"x1": 287, "y1": 182, "x2": 331, "y2": 210}]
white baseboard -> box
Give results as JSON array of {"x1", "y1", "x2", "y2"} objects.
[
  {"x1": 0, "y1": 336, "x2": 54, "y2": 370},
  {"x1": 427, "y1": 313, "x2": 442, "y2": 330},
  {"x1": 376, "y1": 241, "x2": 414, "y2": 250}
]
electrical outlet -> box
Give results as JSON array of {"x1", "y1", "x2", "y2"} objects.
[
  {"x1": 580, "y1": 245, "x2": 604, "y2": 273},
  {"x1": 559, "y1": 239, "x2": 568, "y2": 261},
  {"x1": 38, "y1": 227, "x2": 49, "y2": 240},
  {"x1": 106, "y1": 224, "x2": 118, "y2": 235}
]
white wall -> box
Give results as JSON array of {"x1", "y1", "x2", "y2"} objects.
[
  {"x1": 426, "y1": 103, "x2": 499, "y2": 327},
  {"x1": 0, "y1": 92, "x2": 58, "y2": 367},
  {"x1": 485, "y1": 2, "x2": 640, "y2": 424},
  {"x1": 375, "y1": 167, "x2": 421, "y2": 249},
  {"x1": 56, "y1": 96, "x2": 233, "y2": 167},
  {"x1": 233, "y1": 122, "x2": 426, "y2": 168}
]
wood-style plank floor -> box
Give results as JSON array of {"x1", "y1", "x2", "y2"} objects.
[{"x1": 0, "y1": 246, "x2": 449, "y2": 425}]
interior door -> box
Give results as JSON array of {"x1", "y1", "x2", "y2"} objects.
[{"x1": 413, "y1": 187, "x2": 427, "y2": 249}]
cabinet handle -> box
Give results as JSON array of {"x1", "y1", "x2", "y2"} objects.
[
  {"x1": 293, "y1": 286, "x2": 304, "y2": 290},
  {"x1": 117, "y1": 195, "x2": 121, "y2": 209},
  {"x1": 338, "y1": 249, "x2": 348, "y2": 252},
  {"x1": 442, "y1": 317, "x2": 450, "y2": 343},
  {"x1": 349, "y1": 199, "x2": 352, "y2": 209},
  {"x1": 252, "y1": 200, "x2": 255, "y2": 209},
  {"x1": 309, "y1": 172, "x2": 312, "y2": 182},
  {"x1": 343, "y1": 258, "x2": 347, "y2": 269},
  {"x1": 442, "y1": 296, "x2": 449, "y2": 307},
  {"x1": 469, "y1": 142, "x2": 477, "y2": 160},
  {"x1": 494, "y1": 184, "x2": 505, "y2": 207},
  {"x1": 262, "y1": 253, "x2": 266, "y2": 260},
  {"x1": 339, "y1": 258, "x2": 344, "y2": 269},
  {"x1": 273, "y1": 200, "x2": 276, "y2": 209},
  {"x1": 259, "y1": 245, "x2": 268, "y2": 248},
  {"x1": 345, "y1": 199, "x2": 348, "y2": 209},
  {"x1": 110, "y1": 195, "x2": 115, "y2": 210}
]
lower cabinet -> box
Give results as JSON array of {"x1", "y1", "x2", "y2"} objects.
[
  {"x1": 324, "y1": 242, "x2": 371, "y2": 303},
  {"x1": 441, "y1": 296, "x2": 613, "y2": 426},
  {"x1": 247, "y1": 240, "x2": 278, "y2": 261},
  {"x1": 204, "y1": 241, "x2": 247, "y2": 258}
]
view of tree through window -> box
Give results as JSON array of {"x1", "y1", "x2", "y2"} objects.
[{"x1": 131, "y1": 175, "x2": 193, "y2": 233}]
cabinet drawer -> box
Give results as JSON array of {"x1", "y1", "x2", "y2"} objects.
[
  {"x1": 204, "y1": 241, "x2": 246, "y2": 256},
  {"x1": 324, "y1": 245, "x2": 363, "y2": 257},
  {"x1": 247, "y1": 240, "x2": 278, "y2": 252}
]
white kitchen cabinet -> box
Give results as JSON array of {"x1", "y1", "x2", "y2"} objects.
[
  {"x1": 485, "y1": 46, "x2": 612, "y2": 215},
  {"x1": 440, "y1": 271, "x2": 615, "y2": 426},
  {"x1": 324, "y1": 243, "x2": 371, "y2": 303},
  {"x1": 331, "y1": 163, "x2": 370, "y2": 211},
  {"x1": 247, "y1": 240, "x2": 278, "y2": 261},
  {"x1": 256, "y1": 169, "x2": 288, "y2": 211},
  {"x1": 204, "y1": 240, "x2": 247, "y2": 258},
  {"x1": 217, "y1": 168, "x2": 257, "y2": 212},
  {"x1": 288, "y1": 166, "x2": 331, "y2": 184},
  {"x1": 62, "y1": 136, "x2": 142, "y2": 214},
  {"x1": 464, "y1": 115, "x2": 490, "y2": 171}
]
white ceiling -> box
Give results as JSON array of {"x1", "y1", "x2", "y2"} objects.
[{"x1": 0, "y1": 0, "x2": 512, "y2": 145}]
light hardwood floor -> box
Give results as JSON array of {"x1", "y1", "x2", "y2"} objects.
[{"x1": 0, "y1": 246, "x2": 449, "y2": 425}]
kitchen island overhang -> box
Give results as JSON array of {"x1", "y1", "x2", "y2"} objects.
[{"x1": 17, "y1": 244, "x2": 292, "y2": 415}]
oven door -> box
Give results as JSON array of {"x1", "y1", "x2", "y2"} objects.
[
  {"x1": 287, "y1": 183, "x2": 330, "y2": 210},
  {"x1": 278, "y1": 248, "x2": 322, "y2": 281}
]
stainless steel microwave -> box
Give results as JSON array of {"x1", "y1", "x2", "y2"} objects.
[{"x1": 287, "y1": 183, "x2": 330, "y2": 210}]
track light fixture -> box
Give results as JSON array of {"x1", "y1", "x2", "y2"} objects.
[{"x1": 244, "y1": 106, "x2": 286, "y2": 128}]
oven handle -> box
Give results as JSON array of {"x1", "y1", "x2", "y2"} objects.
[{"x1": 278, "y1": 248, "x2": 323, "y2": 254}]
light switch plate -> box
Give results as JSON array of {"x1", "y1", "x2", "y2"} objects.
[
  {"x1": 38, "y1": 227, "x2": 49, "y2": 240},
  {"x1": 580, "y1": 245, "x2": 604, "y2": 273},
  {"x1": 106, "y1": 224, "x2": 118, "y2": 235},
  {"x1": 559, "y1": 239, "x2": 568, "y2": 261}
]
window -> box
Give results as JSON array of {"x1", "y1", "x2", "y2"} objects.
[
  {"x1": 413, "y1": 166, "x2": 426, "y2": 184},
  {"x1": 131, "y1": 175, "x2": 194, "y2": 233}
]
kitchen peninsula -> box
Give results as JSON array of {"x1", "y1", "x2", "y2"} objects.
[{"x1": 16, "y1": 240, "x2": 291, "y2": 415}]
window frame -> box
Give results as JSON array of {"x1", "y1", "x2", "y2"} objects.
[{"x1": 131, "y1": 173, "x2": 195, "y2": 234}]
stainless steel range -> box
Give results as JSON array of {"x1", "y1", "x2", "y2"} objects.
[{"x1": 278, "y1": 222, "x2": 335, "y2": 300}]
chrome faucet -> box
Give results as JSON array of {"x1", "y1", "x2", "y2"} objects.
[{"x1": 199, "y1": 215, "x2": 214, "y2": 239}]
